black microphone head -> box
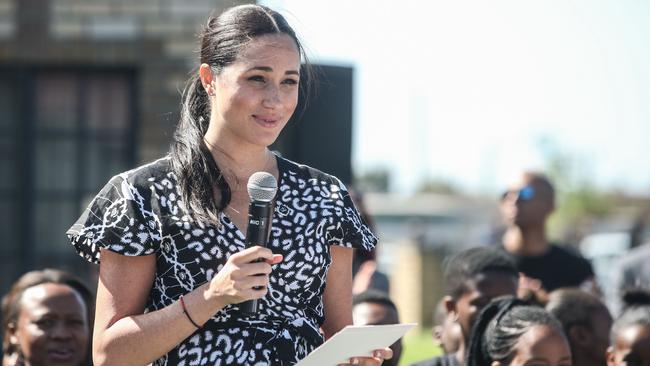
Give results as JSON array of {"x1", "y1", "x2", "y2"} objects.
[{"x1": 247, "y1": 172, "x2": 277, "y2": 202}]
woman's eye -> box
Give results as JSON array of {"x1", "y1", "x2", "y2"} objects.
[
  {"x1": 67, "y1": 319, "x2": 85, "y2": 326},
  {"x1": 248, "y1": 75, "x2": 265, "y2": 83},
  {"x1": 35, "y1": 319, "x2": 54, "y2": 328},
  {"x1": 282, "y1": 78, "x2": 298, "y2": 85}
]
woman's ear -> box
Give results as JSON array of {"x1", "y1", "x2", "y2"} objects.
[
  {"x1": 432, "y1": 325, "x2": 443, "y2": 346},
  {"x1": 606, "y1": 346, "x2": 616, "y2": 366},
  {"x1": 199, "y1": 64, "x2": 215, "y2": 96},
  {"x1": 7, "y1": 322, "x2": 19, "y2": 347},
  {"x1": 443, "y1": 296, "x2": 459, "y2": 321}
]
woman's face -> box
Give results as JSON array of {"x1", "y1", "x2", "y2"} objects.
[
  {"x1": 10, "y1": 283, "x2": 89, "y2": 366},
  {"x1": 494, "y1": 324, "x2": 572, "y2": 366},
  {"x1": 208, "y1": 33, "x2": 301, "y2": 148},
  {"x1": 607, "y1": 324, "x2": 650, "y2": 366}
]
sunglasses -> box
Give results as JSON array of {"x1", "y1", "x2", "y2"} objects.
[{"x1": 501, "y1": 185, "x2": 536, "y2": 201}]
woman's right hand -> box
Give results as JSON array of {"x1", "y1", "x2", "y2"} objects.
[{"x1": 207, "y1": 246, "x2": 283, "y2": 306}]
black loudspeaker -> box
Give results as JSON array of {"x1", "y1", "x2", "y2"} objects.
[{"x1": 272, "y1": 65, "x2": 353, "y2": 184}]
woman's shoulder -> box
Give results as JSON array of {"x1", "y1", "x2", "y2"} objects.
[
  {"x1": 277, "y1": 154, "x2": 343, "y2": 187},
  {"x1": 112, "y1": 156, "x2": 174, "y2": 188}
]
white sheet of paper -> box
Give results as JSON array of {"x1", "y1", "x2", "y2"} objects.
[{"x1": 295, "y1": 323, "x2": 416, "y2": 366}]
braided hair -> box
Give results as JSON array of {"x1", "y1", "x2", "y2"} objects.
[{"x1": 466, "y1": 296, "x2": 566, "y2": 366}]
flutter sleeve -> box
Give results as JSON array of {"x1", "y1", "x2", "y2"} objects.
[
  {"x1": 66, "y1": 173, "x2": 162, "y2": 264},
  {"x1": 326, "y1": 178, "x2": 377, "y2": 251}
]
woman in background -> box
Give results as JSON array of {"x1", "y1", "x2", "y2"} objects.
[
  {"x1": 466, "y1": 296, "x2": 571, "y2": 366},
  {"x1": 2, "y1": 269, "x2": 92, "y2": 366}
]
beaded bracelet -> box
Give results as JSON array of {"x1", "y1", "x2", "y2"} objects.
[{"x1": 179, "y1": 295, "x2": 201, "y2": 329}]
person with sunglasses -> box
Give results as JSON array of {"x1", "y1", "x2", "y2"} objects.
[{"x1": 499, "y1": 171, "x2": 596, "y2": 304}]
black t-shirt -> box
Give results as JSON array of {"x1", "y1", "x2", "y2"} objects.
[
  {"x1": 411, "y1": 354, "x2": 460, "y2": 366},
  {"x1": 510, "y1": 244, "x2": 594, "y2": 291}
]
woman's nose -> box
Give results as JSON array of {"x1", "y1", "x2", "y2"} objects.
[
  {"x1": 262, "y1": 85, "x2": 280, "y2": 108},
  {"x1": 49, "y1": 322, "x2": 73, "y2": 339}
]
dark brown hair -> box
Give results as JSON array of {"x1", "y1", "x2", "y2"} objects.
[{"x1": 170, "y1": 4, "x2": 312, "y2": 225}]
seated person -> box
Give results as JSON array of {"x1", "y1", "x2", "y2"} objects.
[
  {"x1": 2, "y1": 269, "x2": 93, "y2": 366},
  {"x1": 412, "y1": 247, "x2": 519, "y2": 366},
  {"x1": 546, "y1": 288, "x2": 613, "y2": 366},
  {"x1": 607, "y1": 290, "x2": 650, "y2": 366},
  {"x1": 432, "y1": 299, "x2": 461, "y2": 355},
  {"x1": 466, "y1": 296, "x2": 571, "y2": 366},
  {"x1": 353, "y1": 290, "x2": 401, "y2": 366}
]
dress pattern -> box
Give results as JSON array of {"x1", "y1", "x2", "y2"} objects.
[{"x1": 67, "y1": 155, "x2": 376, "y2": 366}]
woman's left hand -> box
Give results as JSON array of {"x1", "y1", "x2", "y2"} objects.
[{"x1": 337, "y1": 347, "x2": 393, "y2": 366}]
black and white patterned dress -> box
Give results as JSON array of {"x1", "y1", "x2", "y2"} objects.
[{"x1": 67, "y1": 155, "x2": 377, "y2": 366}]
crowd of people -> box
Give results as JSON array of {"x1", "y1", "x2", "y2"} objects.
[
  {"x1": 2, "y1": 3, "x2": 650, "y2": 366},
  {"x1": 378, "y1": 171, "x2": 649, "y2": 366},
  {"x1": 3, "y1": 169, "x2": 649, "y2": 366}
]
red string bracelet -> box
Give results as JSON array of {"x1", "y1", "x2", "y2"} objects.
[{"x1": 179, "y1": 295, "x2": 201, "y2": 329}]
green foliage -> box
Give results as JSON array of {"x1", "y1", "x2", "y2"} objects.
[
  {"x1": 537, "y1": 136, "x2": 615, "y2": 240},
  {"x1": 417, "y1": 180, "x2": 459, "y2": 195},
  {"x1": 399, "y1": 328, "x2": 442, "y2": 366}
]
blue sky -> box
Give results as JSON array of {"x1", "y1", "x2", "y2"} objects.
[{"x1": 262, "y1": 0, "x2": 650, "y2": 195}]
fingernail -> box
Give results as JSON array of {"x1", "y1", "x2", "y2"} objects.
[
  {"x1": 351, "y1": 358, "x2": 359, "y2": 365},
  {"x1": 374, "y1": 351, "x2": 382, "y2": 358}
]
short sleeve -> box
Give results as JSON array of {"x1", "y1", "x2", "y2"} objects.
[
  {"x1": 67, "y1": 173, "x2": 162, "y2": 264},
  {"x1": 326, "y1": 179, "x2": 377, "y2": 251}
]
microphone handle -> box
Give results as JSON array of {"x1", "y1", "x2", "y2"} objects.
[{"x1": 240, "y1": 200, "x2": 273, "y2": 315}]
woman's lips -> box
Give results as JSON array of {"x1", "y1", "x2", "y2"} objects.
[
  {"x1": 253, "y1": 115, "x2": 280, "y2": 128},
  {"x1": 48, "y1": 347, "x2": 76, "y2": 362}
]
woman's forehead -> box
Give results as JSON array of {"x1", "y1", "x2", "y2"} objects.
[
  {"x1": 235, "y1": 34, "x2": 300, "y2": 67},
  {"x1": 19, "y1": 283, "x2": 85, "y2": 312}
]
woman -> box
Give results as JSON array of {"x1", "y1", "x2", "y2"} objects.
[
  {"x1": 1, "y1": 269, "x2": 92, "y2": 366},
  {"x1": 67, "y1": 4, "x2": 390, "y2": 366},
  {"x1": 466, "y1": 296, "x2": 572, "y2": 366},
  {"x1": 607, "y1": 290, "x2": 650, "y2": 366}
]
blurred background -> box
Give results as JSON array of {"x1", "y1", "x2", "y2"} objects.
[{"x1": 1, "y1": 0, "x2": 649, "y2": 364}]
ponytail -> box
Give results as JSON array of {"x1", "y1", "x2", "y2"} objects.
[{"x1": 170, "y1": 73, "x2": 230, "y2": 225}]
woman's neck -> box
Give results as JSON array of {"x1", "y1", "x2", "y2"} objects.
[
  {"x1": 203, "y1": 126, "x2": 275, "y2": 190},
  {"x1": 454, "y1": 338, "x2": 467, "y2": 364}
]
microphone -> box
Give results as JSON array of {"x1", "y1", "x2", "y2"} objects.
[{"x1": 240, "y1": 171, "x2": 278, "y2": 315}]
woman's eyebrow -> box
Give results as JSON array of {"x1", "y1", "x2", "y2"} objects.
[
  {"x1": 246, "y1": 66, "x2": 299, "y2": 75},
  {"x1": 522, "y1": 359, "x2": 549, "y2": 366}
]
